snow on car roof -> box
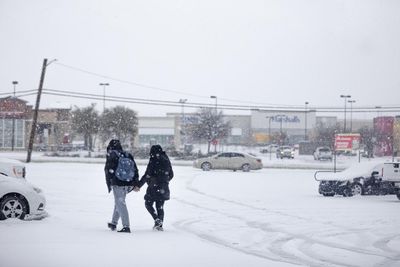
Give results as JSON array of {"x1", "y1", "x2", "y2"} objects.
[{"x1": 317, "y1": 161, "x2": 385, "y2": 181}]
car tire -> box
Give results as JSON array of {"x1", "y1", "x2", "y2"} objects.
[
  {"x1": 397, "y1": 192, "x2": 400, "y2": 200},
  {"x1": 0, "y1": 195, "x2": 28, "y2": 220},
  {"x1": 343, "y1": 187, "x2": 353, "y2": 197},
  {"x1": 241, "y1": 164, "x2": 250, "y2": 172},
  {"x1": 351, "y1": 183, "x2": 363, "y2": 196},
  {"x1": 201, "y1": 162, "x2": 212, "y2": 171},
  {"x1": 322, "y1": 193, "x2": 335, "y2": 197}
]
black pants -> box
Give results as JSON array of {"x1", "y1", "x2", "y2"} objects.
[{"x1": 145, "y1": 199, "x2": 165, "y2": 222}]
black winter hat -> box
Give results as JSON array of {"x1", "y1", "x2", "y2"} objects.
[
  {"x1": 150, "y1": 145, "x2": 163, "y2": 157},
  {"x1": 107, "y1": 139, "x2": 123, "y2": 152}
]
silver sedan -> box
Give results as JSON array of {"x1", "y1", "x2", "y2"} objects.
[{"x1": 193, "y1": 152, "x2": 263, "y2": 172}]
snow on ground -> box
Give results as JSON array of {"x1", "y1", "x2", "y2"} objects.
[{"x1": 1, "y1": 159, "x2": 400, "y2": 267}]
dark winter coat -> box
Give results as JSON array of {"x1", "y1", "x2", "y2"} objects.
[
  {"x1": 104, "y1": 139, "x2": 139, "y2": 192},
  {"x1": 138, "y1": 145, "x2": 174, "y2": 201}
]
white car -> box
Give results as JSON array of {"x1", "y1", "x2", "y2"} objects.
[
  {"x1": 0, "y1": 174, "x2": 47, "y2": 220},
  {"x1": 0, "y1": 158, "x2": 26, "y2": 178},
  {"x1": 193, "y1": 152, "x2": 263, "y2": 172},
  {"x1": 313, "y1": 147, "x2": 333, "y2": 161},
  {"x1": 276, "y1": 146, "x2": 295, "y2": 159}
]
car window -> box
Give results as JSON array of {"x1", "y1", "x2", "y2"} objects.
[
  {"x1": 231, "y1": 153, "x2": 244, "y2": 158},
  {"x1": 218, "y1": 153, "x2": 231, "y2": 158}
]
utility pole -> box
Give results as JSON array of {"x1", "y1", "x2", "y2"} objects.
[{"x1": 27, "y1": 58, "x2": 49, "y2": 163}]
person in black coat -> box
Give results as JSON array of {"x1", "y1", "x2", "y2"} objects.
[
  {"x1": 136, "y1": 145, "x2": 173, "y2": 231},
  {"x1": 104, "y1": 139, "x2": 139, "y2": 233}
]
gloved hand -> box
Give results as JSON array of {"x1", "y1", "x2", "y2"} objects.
[{"x1": 107, "y1": 185, "x2": 112, "y2": 193}]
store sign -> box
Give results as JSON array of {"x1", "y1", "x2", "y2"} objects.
[
  {"x1": 271, "y1": 115, "x2": 301, "y2": 123},
  {"x1": 334, "y1": 134, "x2": 360, "y2": 151}
]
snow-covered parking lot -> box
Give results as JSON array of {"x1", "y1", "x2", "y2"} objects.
[{"x1": 1, "y1": 162, "x2": 400, "y2": 267}]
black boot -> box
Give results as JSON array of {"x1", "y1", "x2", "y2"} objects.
[
  {"x1": 118, "y1": 227, "x2": 131, "y2": 233},
  {"x1": 153, "y1": 219, "x2": 163, "y2": 231},
  {"x1": 108, "y1": 223, "x2": 116, "y2": 231}
]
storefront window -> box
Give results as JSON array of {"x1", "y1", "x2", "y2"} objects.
[{"x1": 0, "y1": 118, "x2": 25, "y2": 148}]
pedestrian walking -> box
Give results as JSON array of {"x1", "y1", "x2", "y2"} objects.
[
  {"x1": 105, "y1": 139, "x2": 139, "y2": 233},
  {"x1": 136, "y1": 145, "x2": 173, "y2": 231}
]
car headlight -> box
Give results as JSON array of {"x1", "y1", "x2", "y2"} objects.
[{"x1": 33, "y1": 187, "x2": 43, "y2": 194}]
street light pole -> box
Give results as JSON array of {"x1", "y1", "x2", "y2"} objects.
[
  {"x1": 375, "y1": 106, "x2": 381, "y2": 117},
  {"x1": 179, "y1": 99, "x2": 187, "y2": 149},
  {"x1": 99, "y1": 83, "x2": 110, "y2": 113},
  {"x1": 266, "y1": 116, "x2": 272, "y2": 160},
  {"x1": 275, "y1": 114, "x2": 286, "y2": 145},
  {"x1": 340, "y1": 95, "x2": 351, "y2": 133},
  {"x1": 11, "y1": 81, "x2": 18, "y2": 151},
  {"x1": 304, "y1": 101, "x2": 309, "y2": 141},
  {"x1": 12, "y1": 81, "x2": 18, "y2": 96},
  {"x1": 348, "y1": 100, "x2": 356, "y2": 133},
  {"x1": 210, "y1": 95, "x2": 217, "y2": 113}
]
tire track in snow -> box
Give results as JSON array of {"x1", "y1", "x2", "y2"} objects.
[
  {"x1": 173, "y1": 172, "x2": 399, "y2": 266},
  {"x1": 173, "y1": 218, "x2": 301, "y2": 266}
]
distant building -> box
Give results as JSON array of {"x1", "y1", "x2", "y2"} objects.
[
  {"x1": 0, "y1": 97, "x2": 32, "y2": 150},
  {"x1": 0, "y1": 96, "x2": 71, "y2": 151},
  {"x1": 135, "y1": 116, "x2": 178, "y2": 148},
  {"x1": 251, "y1": 109, "x2": 317, "y2": 144}
]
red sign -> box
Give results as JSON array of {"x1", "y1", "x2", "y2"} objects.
[{"x1": 335, "y1": 134, "x2": 360, "y2": 151}]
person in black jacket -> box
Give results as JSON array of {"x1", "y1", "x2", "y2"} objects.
[
  {"x1": 136, "y1": 145, "x2": 173, "y2": 231},
  {"x1": 104, "y1": 139, "x2": 139, "y2": 233}
]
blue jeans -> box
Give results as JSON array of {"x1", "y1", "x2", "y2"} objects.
[{"x1": 111, "y1": 186, "x2": 132, "y2": 228}]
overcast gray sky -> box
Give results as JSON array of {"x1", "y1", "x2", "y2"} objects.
[{"x1": 1, "y1": 0, "x2": 399, "y2": 118}]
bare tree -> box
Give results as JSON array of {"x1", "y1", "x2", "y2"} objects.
[
  {"x1": 71, "y1": 104, "x2": 100, "y2": 152},
  {"x1": 188, "y1": 107, "x2": 231, "y2": 154},
  {"x1": 100, "y1": 105, "x2": 138, "y2": 148}
]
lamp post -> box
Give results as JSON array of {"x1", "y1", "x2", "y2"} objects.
[
  {"x1": 99, "y1": 83, "x2": 110, "y2": 113},
  {"x1": 348, "y1": 100, "x2": 356, "y2": 133},
  {"x1": 11, "y1": 81, "x2": 18, "y2": 151},
  {"x1": 266, "y1": 116, "x2": 272, "y2": 160},
  {"x1": 275, "y1": 114, "x2": 286, "y2": 145},
  {"x1": 210, "y1": 95, "x2": 217, "y2": 113},
  {"x1": 340, "y1": 95, "x2": 351, "y2": 133},
  {"x1": 179, "y1": 99, "x2": 187, "y2": 148},
  {"x1": 375, "y1": 106, "x2": 381, "y2": 117},
  {"x1": 12, "y1": 81, "x2": 18, "y2": 96},
  {"x1": 304, "y1": 101, "x2": 309, "y2": 141}
]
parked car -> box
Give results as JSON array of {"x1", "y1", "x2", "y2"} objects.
[
  {"x1": 0, "y1": 158, "x2": 26, "y2": 178},
  {"x1": 193, "y1": 152, "x2": 263, "y2": 172},
  {"x1": 314, "y1": 161, "x2": 398, "y2": 197},
  {"x1": 260, "y1": 144, "x2": 279, "y2": 154},
  {"x1": 0, "y1": 173, "x2": 47, "y2": 220},
  {"x1": 313, "y1": 147, "x2": 333, "y2": 161},
  {"x1": 276, "y1": 146, "x2": 294, "y2": 159}
]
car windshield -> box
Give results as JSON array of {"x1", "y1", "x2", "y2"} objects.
[{"x1": 319, "y1": 148, "x2": 330, "y2": 152}]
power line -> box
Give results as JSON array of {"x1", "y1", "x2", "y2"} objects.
[
  {"x1": 38, "y1": 88, "x2": 400, "y2": 113},
  {"x1": 52, "y1": 61, "x2": 337, "y2": 109},
  {"x1": 54, "y1": 61, "x2": 211, "y2": 100}
]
